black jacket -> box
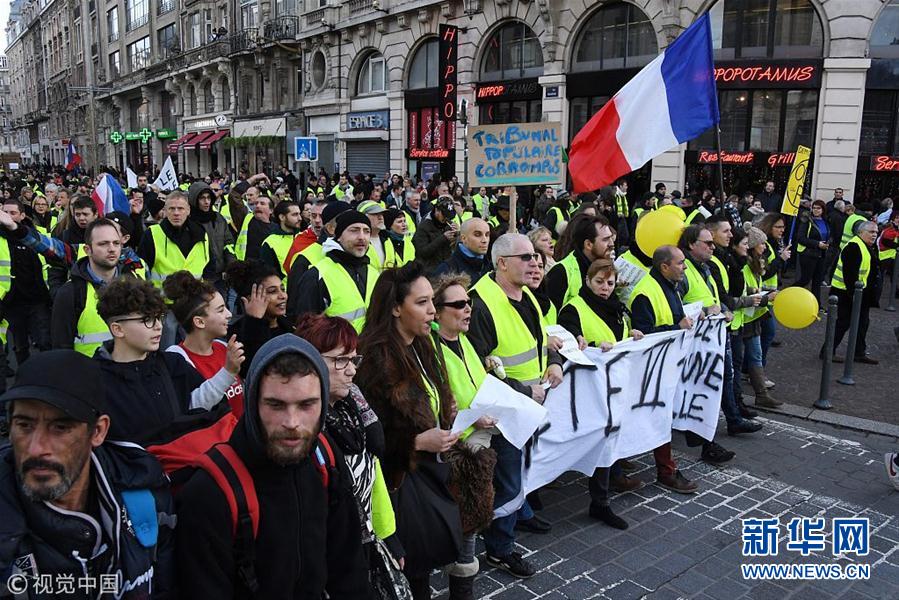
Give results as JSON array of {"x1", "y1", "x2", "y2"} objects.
[
  {"x1": 137, "y1": 219, "x2": 217, "y2": 280},
  {"x1": 832, "y1": 240, "x2": 880, "y2": 306},
  {"x1": 175, "y1": 334, "x2": 371, "y2": 599},
  {"x1": 0, "y1": 226, "x2": 49, "y2": 310},
  {"x1": 795, "y1": 212, "x2": 827, "y2": 258},
  {"x1": 412, "y1": 215, "x2": 454, "y2": 268},
  {"x1": 0, "y1": 442, "x2": 175, "y2": 599},
  {"x1": 433, "y1": 245, "x2": 491, "y2": 284},
  {"x1": 630, "y1": 269, "x2": 686, "y2": 333},
  {"x1": 545, "y1": 249, "x2": 591, "y2": 310},
  {"x1": 288, "y1": 246, "x2": 373, "y2": 321},
  {"x1": 227, "y1": 314, "x2": 293, "y2": 379}
]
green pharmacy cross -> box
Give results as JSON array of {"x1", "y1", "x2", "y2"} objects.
[
  {"x1": 109, "y1": 131, "x2": 123, "y2": 144},
  {"x1": 138, "y1": 128, "x2": 153, "y2": 144}
]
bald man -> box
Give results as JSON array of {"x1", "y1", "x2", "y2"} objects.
[{"x1": 434, "y1": 217, "x2": 492, "y2": 283}]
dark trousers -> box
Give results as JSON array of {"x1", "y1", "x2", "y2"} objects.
[
  {"x1": 832, "y1": 292, "x2": 870, "y2": 357},
  {"x1": 5, "y1": 302, "x2": 50, "y2": 365},
  {"x1": 796, "y1": 253, "x2": 826, "y2": 296},
  {"x1": 588, "y1": 462, "x2": 623, "y2": 507}
]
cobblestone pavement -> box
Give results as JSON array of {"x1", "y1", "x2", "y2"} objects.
[
  {"x1": 762, "y1": 288, "x2": 899, "y2": 426},
  {"x1": 433, "y1": 413, "x2": 899, "y2": 599}
]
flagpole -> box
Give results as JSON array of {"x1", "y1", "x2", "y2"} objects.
[{"x1": 714, "y1": 125, "x2": 727, "y2": 203}]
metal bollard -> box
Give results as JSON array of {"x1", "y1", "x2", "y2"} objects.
[
  {"x1": 815, "y1": 295, "x2": 839, "y2": 409},
  {"x1": 819, "y1": 282, "x2": 829, "y2": 314},
  {"x1": 886, "y1": 255, "x2": 899, "y2": 312},
  {"x1": 837, "y1": 281, "x2": 865, "y2": 386}
]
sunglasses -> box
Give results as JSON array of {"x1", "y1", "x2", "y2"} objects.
[
  {"x1": 438, "y1": 299, "x2": 472, "y2": 310},
  {"x1": 501, "y1": 253, "x2": 540, "y2": 263}
]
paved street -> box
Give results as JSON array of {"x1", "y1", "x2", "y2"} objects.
[{"x1": 433, "y1": 412, "x2": 899, "y2": 599}]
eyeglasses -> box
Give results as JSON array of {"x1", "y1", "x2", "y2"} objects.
[
  {"x1": 112, "y1": 314, "x2": 163, "y2": 329},
  {"x1": 321, "y1": 354, "x2": 363, "y2": 370},
  {"x1": 438, "y1": 299, "x2": 472, "y2": 310},
  {"x1": 699, "y1": 239, "x2": 715, "y2": 247},
  {"x1": 501, "y1": 253, "x2": 540, "y2": 263}
]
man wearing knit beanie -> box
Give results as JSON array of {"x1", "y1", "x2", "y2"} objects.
[{"x1": 288, "y1": 210, "x2": 379, "y2": 331}]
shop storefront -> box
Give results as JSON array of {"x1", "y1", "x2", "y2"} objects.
[
  {"x1": 475, "y1": 22, "x2": 544, "y2": 126},
  {"x1": 172, "y1": 114, "x2": 232, "y2": 176},
  {"x1": 232, "y1": 117, "x2": 286, "y2": 174},
  {"x1": 345, "y1": 110, "x2": 390, "y2": 176},
  {"x1": 855, "y1": 0, "x2": 899, "y2": 204}
]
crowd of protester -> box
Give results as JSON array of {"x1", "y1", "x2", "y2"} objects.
[{"x1": 0, "y1": 162, "x2": 897, "y2": 599}]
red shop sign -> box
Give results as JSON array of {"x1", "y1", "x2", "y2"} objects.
[
  {"x1": 872, "y1": 155, "x2": 899, "y2": 171},
  {"x1": 767, "y1": 152, "x2": 797, "y2": 167},
  {"x1": 697, "y1": 150, "x2": 755, "y2": 164}
]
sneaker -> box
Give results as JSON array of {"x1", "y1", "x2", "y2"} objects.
[
  {"x1": 610, "y1": 473, "x2": 644, "y2": 493},
  {"x1": 514, "y1": 515, "x2": 551, "y2": 534},
  {"x1": 656, "y1": 470, "x2": 699, "y2": 494},
  {"x1": 885, "y1": 453, "x2": 899, "y2": 491},
  {"x1": 485, "y1": 551, "x2": 537, "y2": 579},
  {"x1": 764, "y1": 379, "x2": 775, "y2": 389},
  {"x1": 727, "y1": 420, "x2": 764, "y2": 436},
  {"x1": 701, "y1": 442, "x2": 736, "y2": 465}
]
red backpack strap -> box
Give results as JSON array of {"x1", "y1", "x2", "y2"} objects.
[
  {"x1": 313, "y1": 433, "x2": 336, "y2": 490},
  {"x1": 193, "y1": 444, "x2": 260, "y2": 594}
]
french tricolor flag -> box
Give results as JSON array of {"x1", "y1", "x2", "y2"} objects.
[
  {"x1": 568, "y1": 14, "x2": 719, "y2": 193},
  {"x1": 91, "y1": 174, "x2": 130, "y2": 217}
]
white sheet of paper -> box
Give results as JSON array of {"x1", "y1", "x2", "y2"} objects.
[
  {"x1": 697, "y1": 205, "x2": 712, "y2": 218},
  {"x1": 614, "y1": 257, "x2": 647, "y2": 303},
  {"x1": 450, "y1": 374, "x2": 548, "y2": 449},
  {"x1": 546, "y1": 324, "x2": 594, "y2": 366},
  {"x1": 682, "y1": 301, "x2": 705, "y2": 322}
]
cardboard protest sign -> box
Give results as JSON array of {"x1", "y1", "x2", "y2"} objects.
[{"x1": 468, "y1": 122, "x2": 564, "y2": 187}]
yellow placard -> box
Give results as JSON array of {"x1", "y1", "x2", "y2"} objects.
[{"x1": 781, "y1": 145, "x2": 812, "y2": 216}]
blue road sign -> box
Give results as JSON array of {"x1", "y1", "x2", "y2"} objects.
[{"x1": 294, "y1": 137, "x2": 319, "y2": 162}]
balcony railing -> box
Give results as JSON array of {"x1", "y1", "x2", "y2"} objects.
[
  {"x1": 262, "y1": 16, "x2": 299, "y2": 41},
  {"x1": 348, "y1": 0, "x2": 370, "y2": 14},
  {"x1": 126, "y1": 14, "x2": 149, "y2": 32},
  {"x1": 157, "y1": 0, "x2": 175, "y2": 16},
  {"x1": 230, "y1": 28, "x2": 258, "y2": 53},
  {"x1": 304, "y1": 8, "x2": 325, "y2": 28}
]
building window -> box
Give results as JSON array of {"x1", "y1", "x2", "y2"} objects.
[
  {"x1": 127, "y1": 36, "x2": 151, "y2": 72},
  {"x1": 107, "y1": 8, "x2": 119, "y2": 42},
  {"x1": 109, "y1": 50, "x2": 121, "y2": 79},
  {"x1": 240, "y1": 0, "x2": 258, "y2": 29},
  {"x1": 357, "y1": 53, "x2": 386, "y2": 95},
  {"x1": 860, "y1": 91, "x2": 899, "y2": 155},
  {"x1": 709, "y1": 0, "x2": 823, "y2": 59},
  {"x1": 157, "y1": 0, "x2": 175, "y2": 16},
  {"x1": 480, "y1": 22, "x2": 544, "y2": 82},
  {"x1": 157, "y1": 24, "x2": 177, "y2": 53},
  {"x1": 311, "y1": 51, "x2": 326, "y2": 89},
  {"x1": 478, "y1": 99, "x2": 542, "y2": 125},
  {"x1": 871, "y1": 0, "x2": 899, "y2": 59},
  {"x1": 407, "y1": 38, "x2": 438, "y2": 90},
  {"x1": 204, "y1": 9, "x2": 214, "y2": 42},
  {"x1": 275, "y1": 0, "x2": 295, "y2": 16},
  {"x1": 189, "y1": 12, "x2": 201, "y2": 48},
  {"x1": 126, "y1": 0, "x2": 149, "y2": 31},
  {"x1": 572, "y1": 3, "x2": 657, "y2": 73},
  {"x1": 204, "y1": 81, "x2": 215, "y2": 113}
]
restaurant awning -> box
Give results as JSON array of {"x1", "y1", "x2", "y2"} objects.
[
  {"x1": 182, "y1": 130, "x2": 215, "y2": 150},
  {"x1": 166, "y1": 132, "x2": 197, "y2": 154},
  {"x1": 200, "y1": 130, "x2": 229, "y2": 149}
]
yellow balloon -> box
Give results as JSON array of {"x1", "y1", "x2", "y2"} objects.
[
  {"x1": 658, "y1": 204, "x2": 687, "y2": 222},
  {"x1": 635, "y1": 210, "x2": 685, "y2": 256},
  {"x1": 772, "y1": 286, "x2": 819, "y2": 329}
]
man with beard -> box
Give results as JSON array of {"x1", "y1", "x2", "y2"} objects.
[
  {"x1": 175, "y1": 335, "x2": 370, "y2": 598},
  {"x1": 0, "y1": 350, "x2": 175, "y2": 598},
  {"x1": 545, "y1": 214, "x2": 614, "y2": 310},
  {"x1": 47, "y1": 196, "x2": 98, "y2": 296},
  {"x1": 260, "y1": 201, "x2": 302, "y2": 283},
  {"x1": 291, "y1": 211, "x2": 379, "y2": 333}
]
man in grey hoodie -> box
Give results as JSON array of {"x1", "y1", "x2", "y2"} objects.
[{"x1": 175, "y1": 334, "x2": 372, "y2": 599}]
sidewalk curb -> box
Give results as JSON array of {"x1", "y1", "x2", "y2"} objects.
[{"x1": 746, "y1": 396, "x2": 899, "y2": 439}]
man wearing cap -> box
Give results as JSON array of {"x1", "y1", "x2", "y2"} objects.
[
  {"x1": 0, "y1": 350, "x2": 176, "y2": 598},
  {"x1": 259, "y1": 201, "x2": 302, "y2": 283},
  {"x1": 487, "y1": 195, "x2": 513, "y2": 238},
  {"x1": 290, "y1": 210, "x2": 379, "y2": 332},
  {"x1": 413, "y1": 196, "x2": 458, "y2": 270},
  {"x1": 358, "y1": 200, "x2": 390, "y2": 269},
  {"x1": 285, "y1": 201, "x2": 352, "y2": 318}
]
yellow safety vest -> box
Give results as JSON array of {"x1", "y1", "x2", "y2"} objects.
[
  {"x1": 261, "y1": 232, "x2": 297, "y2": 282},
  {"x1": 708, "y1": 254, "x2": 730, "y2": 295},
  {"x1": 541, "y1": 298, "x2": 558, "y2": 326},
  {"x1": 548, "y1": 206, "x2": 569, "y2": 227},
  {"x1": 147, "y1": 224, "x2": 209, "y2": 289},
  {"x1": 618, "y1": 250, "x2": 649, "y2": 273},
  {"x1": 470, "y1": 275, "x2": 547, "y2": 386},
  {"x1": 74, "y1": 268, "x2": 147, "y2": 357},
  {"x1": 683, "y1": 260, "x2": 720, "y2": 308},
  {"x1": 317, "y1": 257, "x2": 380, "y2": 332},
  {"x1": 685, "y1": 209, "x2": 702, "y2": 224},
  {"x1": 628, "y1": 274, "x2": 674, "y2": 328},
  {"x1": 832, "y1": 236, "x2": 871, "y2": 291},
  {"x1": 405, "y1": 215, "x2": 417, "y2": 236},
  {"x1": 841, "y1": 214, "x2": 866, "y2": 249},
  {"x1": 615, "y1": 193, "x2": 629, "y2": 218},
  {"x1": 298, "y1": 242, "x2": 325, "y2": 268},
  {"x1": 763, "y1": 242, "x2": 778, "y2": 289},
  {"x1": 0, "y1": 319, "x2": 8, "y2": 345},
  {"x1": 234, "y1": 215, "x2": 251, "y2": 261},
  {"x1": 730, "y1": 264, "x2": 768, "y2": 331},
  {"x1": 366, "y1": 237, "x2": 413, "y2": 272},
  {"x1": 880, "y1": 232, "x2": 897, "y2": 261},
  {"x1": 549, "y1": 251, "x2": 583, "y2": 308},
  {"x1": 0, "y1": 237, "x2": 12, "y2": 301},
  {"x1": 565, "y1": 296, "x2": 629, "y2": 346},
  {"x1": 439, "y1": 333, "x2": 486, "y2": 440}
]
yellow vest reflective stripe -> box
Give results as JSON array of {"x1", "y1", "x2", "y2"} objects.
[
  {"x1": 685, "y1": 209, "x2": 701, "y2": 224},
  {"x1": 470, "y1": 276, "x2": 547, "y2": 386},
  {"x1": 261, "y1": 232, "x2": 297, "y2": 281},
  {"x1": 317, "y1": 257, "x2": 380, "y2": 332},
  {"x1": 147, "y1": 224, "x2": 209, "y2": 288},
  {"x1": 763, "y1": 242, "x2": 778, "y2": 289},
  {"x1": 832, "y1": 236, "x2": 871, "y2": 291},
  {"x1": 74, "y1": 281, "x2": 113, "y2": 357},
  {"x1": 566, "y1": 296, "x2": 628, "y2": 346},
  {"x1": 440, "y1": 334, "x2": 487, "y2": 440},
  {"x1": 683, "y1": 261, "x2": 720, "y2": 308},
  {"x1": 549, "y1": 252, "x2": 583, "y2": 308},
  {"x1": 0, "y1": 319, "x2": 7, "y2": 345},
  {"x1": 487, "y1": 216, "x2": 500, "y2": 228},
  {"x1": 708, "y1": 254, "x2": 729, "y2": 294},
  {"x1": 0, "y1": 237, "x2": 12, "y2": 300},
  {"x1": 841, "y1": 214, "x2": 866, "y2": 249},
  {"x1": 628, "y1": 274, "x2": 674, "y2": 327}
]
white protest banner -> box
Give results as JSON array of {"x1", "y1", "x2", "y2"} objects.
[
  {"x1": 496, "y1": 318, "x2": 727, "y2": 517},
  {"x1": 126, "y1": 167, "x2": 139, "y2": 189},
  {"x1": 152, "y1": 156, "x2": 178, "y2": 191},
  {"x1": 451, "y1": 375, "x2": 548, "y2": 449}
]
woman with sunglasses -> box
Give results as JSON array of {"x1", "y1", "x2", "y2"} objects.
[
  {"x1": 295, "y1": 313, "x2": 409, "y2": 594},
  {"x1": 356, "y1": 262, "x2": 464, "y2": 600},
  {"x1": 557, "y1": 258, "x2": 643, "y2": 529},
  {"x1": 432, "y1": 273, "x2": 499, "y2": 600}
]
